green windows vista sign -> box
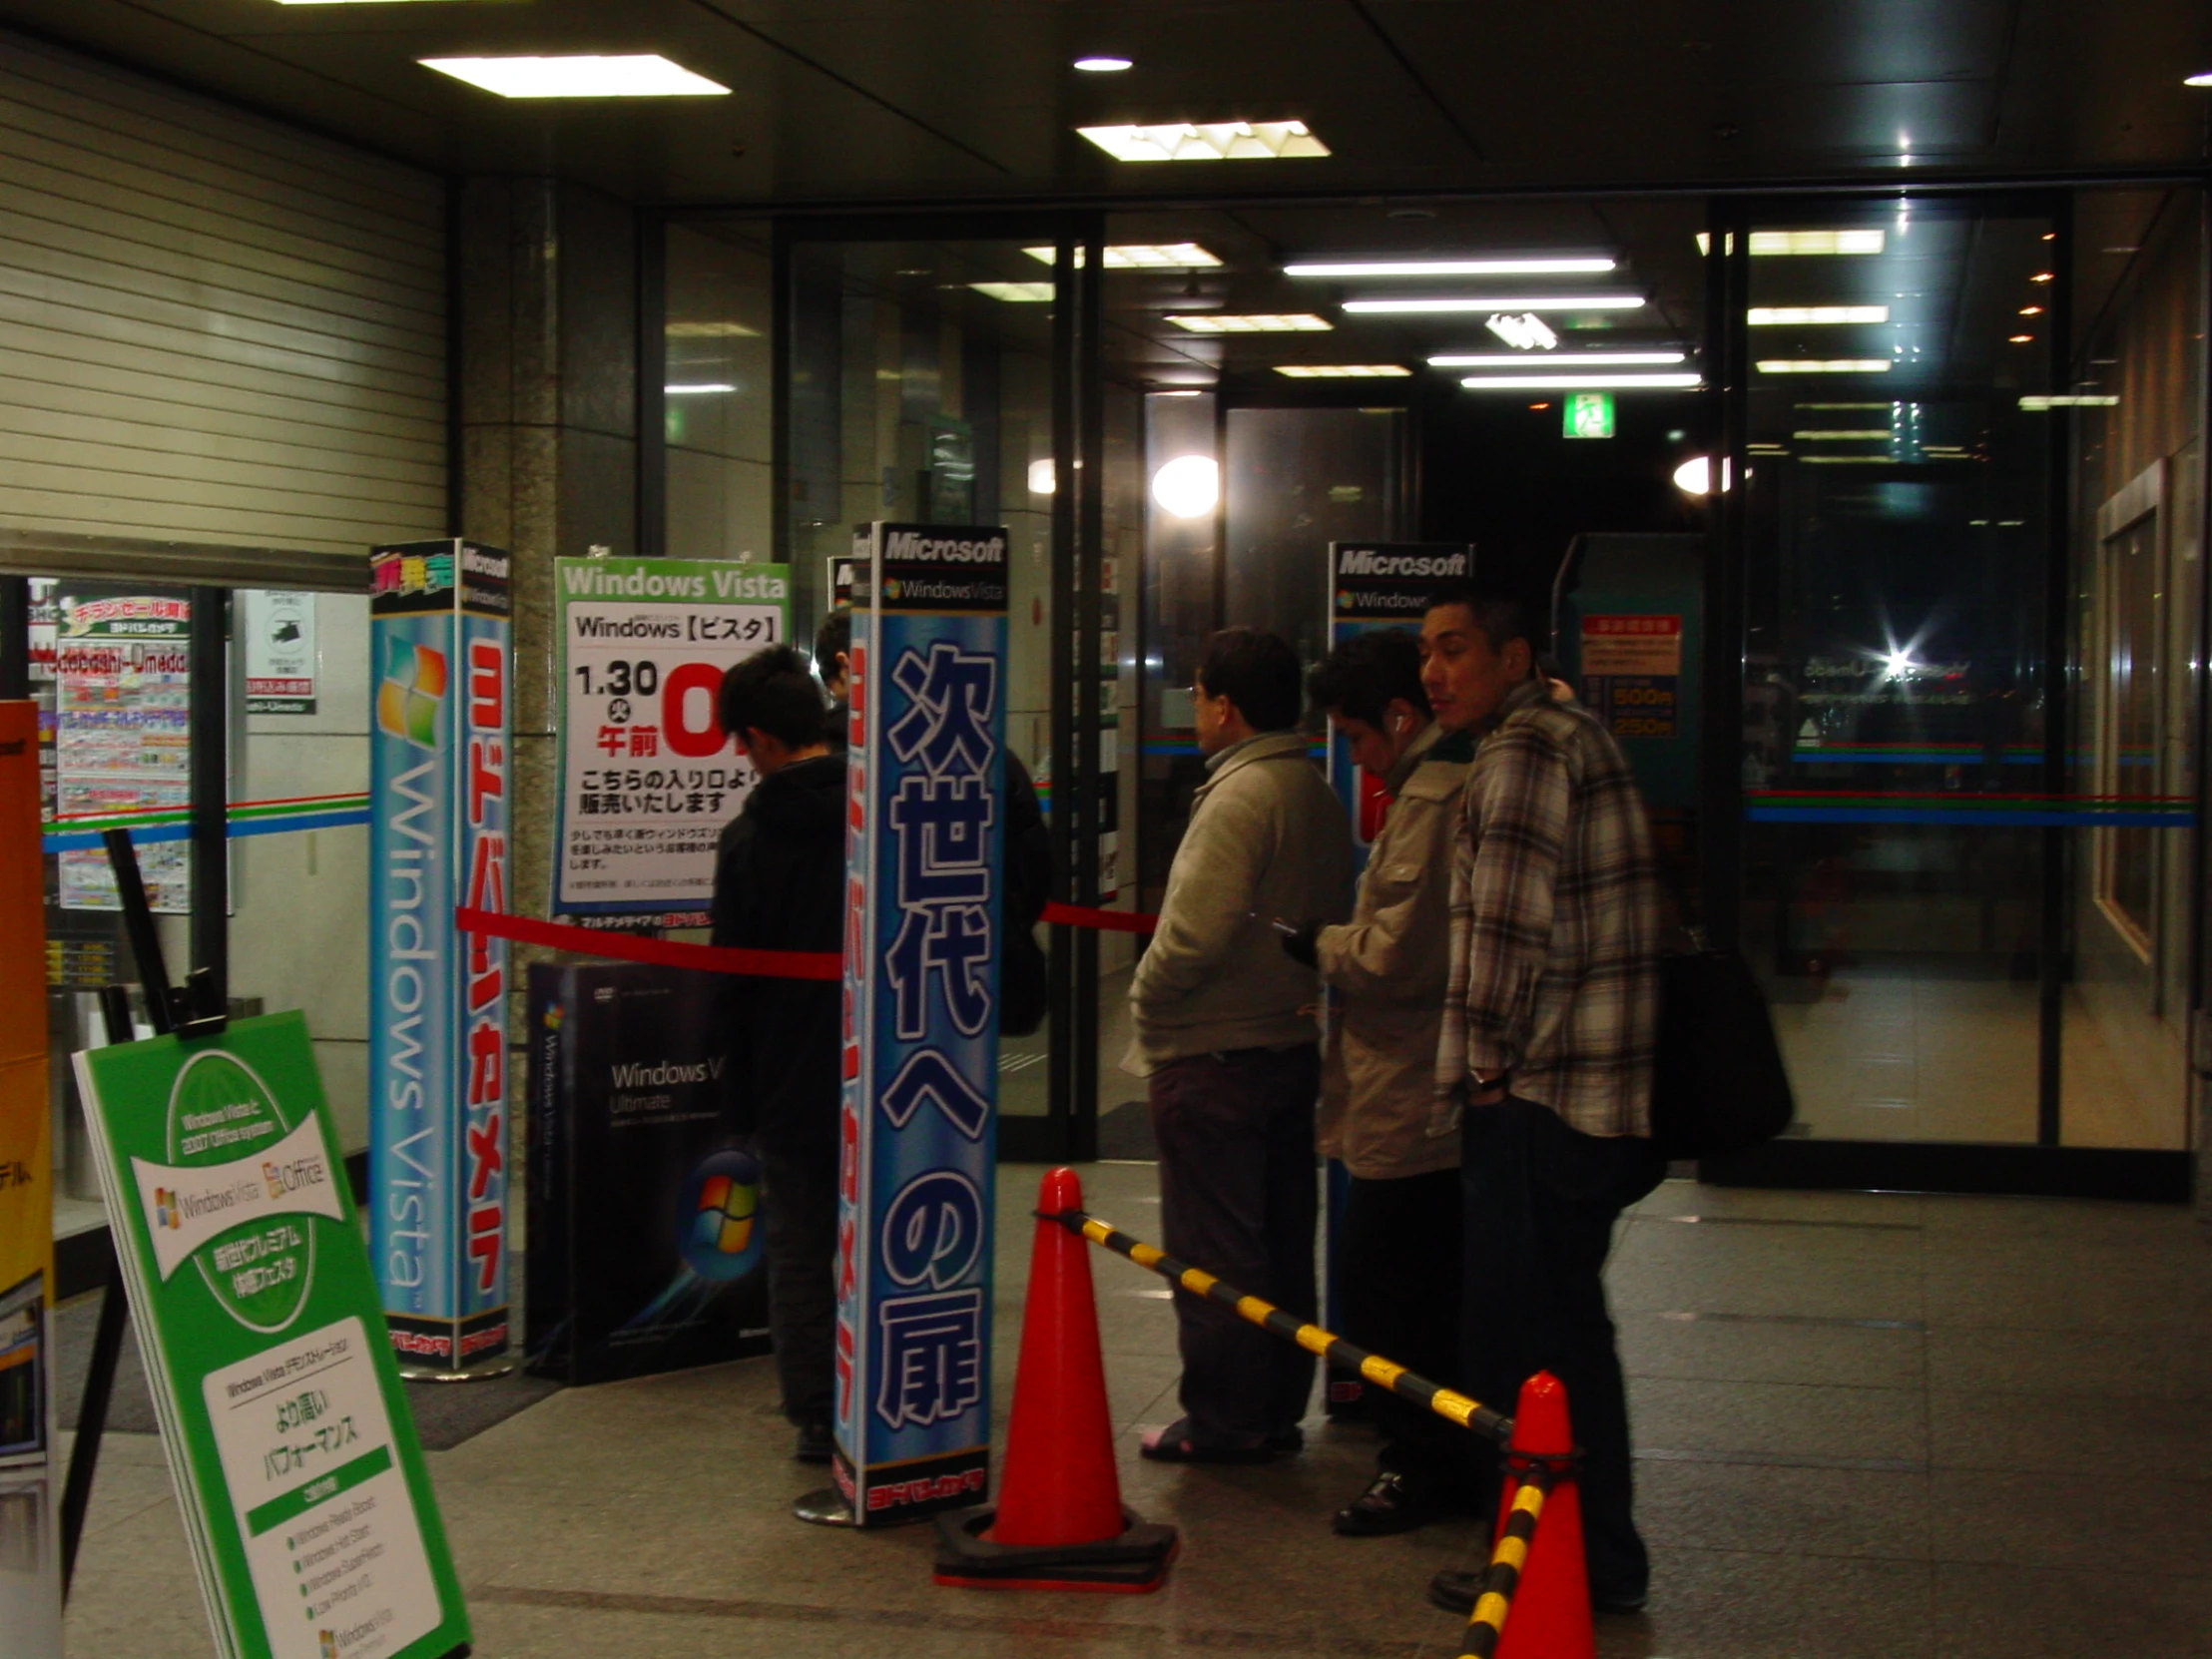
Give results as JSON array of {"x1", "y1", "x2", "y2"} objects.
[{"x1": 78, "y1": 1012, "x2": 468, "y2": 1659}]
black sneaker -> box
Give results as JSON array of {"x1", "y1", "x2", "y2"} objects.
[
  {"x1": 1333, "y1": 1471, "x2": 1448, "y2": 1537},
  {"x1": 794, "y1": 1420, "x2": 834, "y2": 1463}
]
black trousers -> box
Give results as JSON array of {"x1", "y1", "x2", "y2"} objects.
[
  {"x1": 1338, "y1": 1167, "x2": 1474, "y2": 1500},
  {"x1": 1149, "y1": 1045, "x2": 1321, "y2": 1445},
  {"x1": 762, "y1": 1145, "x2": 838, "y2": 1427},
  {"x1": 1460, "y1": 1098, "x2": 1664, "y2": 1601}
]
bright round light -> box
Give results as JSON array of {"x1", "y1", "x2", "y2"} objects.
[
  {"x1": 1672, "y1": 455, "x2": 1733, "y2": 496},
  {"x1": 1027, "y1": 457, "x2": 1056, "y2": 495},
  {"x1": 1074, "y1": 55, "x2": 1133, "y2": 72},
  {"x1": 2186, "y1": 71, "x2": 2212, "y2": 87},
  {"x1": 1151, "y1": 455, "x2": 1219, "y2": 518}
]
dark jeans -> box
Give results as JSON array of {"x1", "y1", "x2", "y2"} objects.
[
  {"x1": 762, "y1": 1145, "x2": 838, "y2": 1427},
  {"x1": 1339, "y1": 1168, "x2": 1474, "y2": 1501},
  {"x1": 1150, "y1": 1044, "x2": 1322, "y2": 1445},
  {"x1": 1460, "y1": 1097, "x2": 1664, "y2": 1601}
]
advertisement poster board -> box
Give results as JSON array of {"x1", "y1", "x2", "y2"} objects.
[
  {"x1": 54, "y1": 590, "x2": 193, "y2": 912},
  {"x1": 368, "y1": 540, "x2": 513, "y2": 1377},
  {"x1": 0, "y1": 700, "x2": 58, "y2": 1657},
  {"x1": 834, "y1": 522, "x2": 1006, "y2": 1525},
  {"x1": 243, "y1": 592, "x2": 319, "y2": 716},
  {"x1": 75, "y1": 1012, "x2": 469, "y2": 1659},
  {"x1": 553, "y1": 557, "x2": 790, "y2": 924},
  {"x1": 525, "y1": 963, "x2": 772, "y2": 1384},
  {"x1": 1325, "y1": 543, "x2": 1472, "y2": 861}
]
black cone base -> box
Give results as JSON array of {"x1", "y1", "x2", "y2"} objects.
[{"x1": 932, "y1": 1504, "x2": 1179, "y2": 1592}]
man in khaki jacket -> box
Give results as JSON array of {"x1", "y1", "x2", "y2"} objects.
[
  {"x1": 1286, "y1": 630, "x2": 1474, "y2": 1534},
  {"x1": 1128, "y1": 628, "x2": 1353, "y2": 1461}
]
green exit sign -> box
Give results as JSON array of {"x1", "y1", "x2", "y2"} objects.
[{"x1": 1563, "y1": 391, "x2": 1616, "y2": 439}]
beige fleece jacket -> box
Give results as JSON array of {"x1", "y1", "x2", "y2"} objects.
[{"x1": 1124, "y1": 731, "x2": 1355, "y2": 1075}]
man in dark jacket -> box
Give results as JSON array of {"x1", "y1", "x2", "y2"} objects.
[{"x1": 711, "y1": 644, "x2": 845, "y2": 1462}]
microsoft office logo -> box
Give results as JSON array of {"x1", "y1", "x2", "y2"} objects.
[{"x1": 376, "y1": 640, "x2": 447, "y2": 749}]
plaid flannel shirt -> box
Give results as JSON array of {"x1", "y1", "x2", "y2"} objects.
[{"x1": 1435, "y1": 677, "x2": 1662, "y2": 1137}]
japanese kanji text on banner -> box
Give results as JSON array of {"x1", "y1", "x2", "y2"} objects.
[
  {"x1": 367, "y1": 540, "x2": 513, "y2": 1379},
  {"x1": 554, "y1": 558, "x2": 791, "y2": 920},
  {"x1": 835, "y1": 524, "x2": 1007, "y2": 1525}
]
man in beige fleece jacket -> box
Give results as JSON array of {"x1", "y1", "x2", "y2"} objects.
[{"x1": 1127, "y1": 628, "x2": 1353, "y2": 1461}]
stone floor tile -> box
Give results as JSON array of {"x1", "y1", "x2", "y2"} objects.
[
  {"x1": 1930, "y1": 1559, "x2": 2212, "y2": 1658},
  {"x1": 1929, "y1": 1386, "x2": 2212, "y2": 1479},
  {"x1": 1931, "y1": 1467, "x2": 2212, "y2": 1578},
  {"x1": 1618, "y1": 1311, "x2": 1927, "y2": 1388},
  {"x1": 1632, "y1": 1458, "x2": 1932, "y2": 1560},
  {"x1": 1630, "y1": 1377, "x2": 1927, "y2": 1467}
]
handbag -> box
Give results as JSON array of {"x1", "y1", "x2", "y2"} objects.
[{"x1": 1650, "y1": 930, "x2": 1797, "y2": 1159}]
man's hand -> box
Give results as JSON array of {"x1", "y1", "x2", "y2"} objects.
[{"x1": 1278, "y1": 919, "x2": 1323, "y2": 968}]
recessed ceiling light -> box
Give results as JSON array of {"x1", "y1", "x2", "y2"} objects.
[
  {"x1": 1696, "y1": 230, "x2": 1887, "y2": 256},
  {"x1": 1021, "y1": 244, "x2": 1221, "y2": 270},
  {"x1": 420, "y1": 55, "x2": 730, "y2": 98},
  {"x1": 1430, "y1": 350, "x2": 1686, "y2": 367},
  {"x1": 2018, "y1": 394, "x2": 2120, "y2": 408},
  {"x1": 1486, "y1": 313, "x2": 1558, "y2": 350},
  {"x1": 1284, "y1": 257, "x2": 1615, "y2": 277},
  {"x1": 666, "y1": 320, "x2": 760, "y2": 338},
  {"x1": 969, "y1": 282, "x2": 1056, "y2": 302},
  {"x1": 2029, "y1": 272, "x2": 2055, "y2": 282},
  {"x1": 665, "y1": 383, "x2": 737, "y2": 395},
  {"x1": 2018, "y1": 305, "x2": 2044, "y2": 316},
  {"x1": 1756, "y1": 359, "x2": 1894, "y2": 373},
  {"x1": 1272, "y1": 364, "x2": 1411, "y2": 377},
  {"x1": 1457, "y1": 372, "x2": 1701, "y2": 390},
  {"x1": 1078, "y1": 121, "x2": 1329, "y2": 162},
  {"x1": 1343, "y1": 294, "x2": 1644, "y2": 315},
  {"x1": 1747, "y1": 306, "x2": 1891, "y2": 325},
  {"x1": 1166, "y1": 313, "x2": 1332, "y2": 332},
  {"x1": 1073, "y1": 56, "x2": 1133, "y2": 72},
  {"x1": 2008, "y1": 333, "x2": 2034, "y2": 343}
]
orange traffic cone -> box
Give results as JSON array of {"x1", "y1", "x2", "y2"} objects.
[
  {"x1": 1493, "y1": 1372, "x2": 1595, "y2": 1659},
  {"x1": 932, "y1": 1167, "x2": 1178, "y2": 1591}
]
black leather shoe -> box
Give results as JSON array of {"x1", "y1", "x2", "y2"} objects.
[
  {"x1": 1427, "y1": 1569, "x2": 1647, "y2": 1616},
  {"x1": 1334, "y1": 1471, "x2": 1447, "y2": 1536},
  {"x1": 794, "y1": 1420, "x2": 834, "y2": 1463}
]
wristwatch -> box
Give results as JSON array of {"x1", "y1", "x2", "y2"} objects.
[{"x1": 1469, "y1": 1072, "x2": 1508, "y2": 1104}]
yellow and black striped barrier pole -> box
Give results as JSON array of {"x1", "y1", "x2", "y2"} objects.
[
  {"x1": 1046, "y1": 1208, "x2": 1511, "y2": 1445},
  {"x1": 1455, "y1": 1464, "x2": 1552, "y2": 1658}
]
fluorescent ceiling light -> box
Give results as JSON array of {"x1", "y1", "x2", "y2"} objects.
[
  {"x1": 970, "y1": 282, "x2": 1056, "y2": 302},
  {"x1": 1757, "y1": 359, "x2": 1894, "y2": 374},
  {"x1": 1796, "y1": 402, "x2": 1893, "y2": 409},
  {"x1": 665, "y1": 383, "x2": 736, "y2": 395},
  {"x1": 666, "y1": 320, "x2": 759, "y2": 338},
  {"x1": 1430, "y1": 350, "x2": 1685, "y2": 367},
  {"x1": 1284, "y1": 257, "x2": 1615, "y2": 277},
  {"x1": 1073, "y1": 56, "x2": 1133, "y2": 72},
  {"x1": 1486, "y1": 313, "x2": 1558, "y2": 350},
  {"x1": 1697, "y1": 230, "x2": 1887, "y2": 256},
  {"x1": 1799, "y1": 455, "x2": 1898, "y2": 464},
  {"x1": 1345, "y1": 294, "x2": 1644, "y2": 315},
  {"x1": 1458, "y1": 372, "x2": 1701, "y2": 390},
  {"x1": 1747, "y1": 306, "x2": 1891, "y2": 325},
  {"x1": 2187, "y1": 71, "x2": 2212, "y2": 87},
  {"x1": 1793, "y1": 429, "x2": 1890, "y2": 439},
  {"x1": 1078, "y1": 121, "x2": 1329, "y2": 162},
  {"x1": 1021, "y1": 244, "x2": 1221, "y2": 270},
  {"x1": 419, "y1": 55, "x2": 731, "y2": 99},
  {"x1": 2018, "y1": 394, "x2": 2120, "y2": 409},
  {"x1": 1272, "y1": 364, "x2": 1412, "y2": 377},
  {"x1": 1167, "y1": 313, "x2": 1332, "y2": 332}
]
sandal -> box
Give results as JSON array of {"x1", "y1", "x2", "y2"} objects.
[{"x1": 1140, "y1": 1417, "x2": 1278, "y2": 1464}]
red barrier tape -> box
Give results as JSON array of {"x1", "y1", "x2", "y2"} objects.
[
  {"x1": 454, "y1": 907, "x2": 840, "y2": 981},
  {"x1": 1043, "y1": 901, "x2": 1158, "y2": 934},
  {"x1": 456, "y1": 900, "x2": 1159, "y2": 981}
]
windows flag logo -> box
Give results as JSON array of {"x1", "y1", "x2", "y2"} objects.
[
  {"x1": 376, "y1": 639, "x2": 447, "y2": 749},
  {"x1": 154, "y1": 1188, "x2": 181, "y2": 1230}
]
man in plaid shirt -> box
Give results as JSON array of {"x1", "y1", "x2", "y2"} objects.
[{"x1": 1417, "y1": 580, "x2": 1666, "y2": 1622}]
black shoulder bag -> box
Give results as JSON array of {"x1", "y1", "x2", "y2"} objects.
[{"x1": 1650, "y1": 929, "x2": 1797, "y2": 1160}]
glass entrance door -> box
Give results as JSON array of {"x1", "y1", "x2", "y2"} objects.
[{"x1": 758, "y1": 217, "x2": 1111, "y2": 1163}]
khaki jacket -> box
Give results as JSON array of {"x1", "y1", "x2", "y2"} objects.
[
  {"x1": 1125, "y1": 731, "x2": 1354, "y2": 1074},
  {"x1": 1316, "y1": 723, "x2": 1470, "y2": 1179}
]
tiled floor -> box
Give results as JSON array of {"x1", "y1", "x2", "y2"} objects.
[{"x1": 62, "y1": 1167, "x2": 2212, "y2": 1658}]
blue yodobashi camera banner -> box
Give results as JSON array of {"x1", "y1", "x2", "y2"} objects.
[
  {"x1": 834, "y1": 522, "x2": 1006, "y2": 1525},
  {"x1": 368, "y1": 538, "x2": 514, "y2": 1378}
]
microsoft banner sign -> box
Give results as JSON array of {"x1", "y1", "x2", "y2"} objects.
[
  {"x1": 834, "y1": 524, "x2": 1006, "y2": 1524},
  {"x1": 76, "y1": 1012, "x2": 468, "y2": 1659},
  {"x1": 369, "y1": 540, "x2": 513, "y2": 1377}
]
